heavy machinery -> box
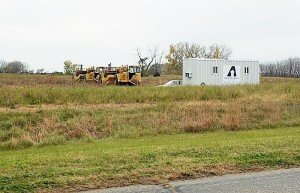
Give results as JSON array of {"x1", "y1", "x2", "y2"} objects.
[
  {"x1": 73, "y1": 65, "x2": 87, "y2": 82},
  {"x1": 74, "y1": 64, "x2": 142, "y2": 86},
  {"x1": 115, "y1": 65, "x2": 141, "y2": 85},
  {"x1": 74, "y1": 65, "x2": 99, "y2": 82},
  {"x1": 97, "y1": 66, "x2": 118, "y2": 85}
]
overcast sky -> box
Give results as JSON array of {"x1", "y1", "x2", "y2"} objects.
[{"x1": 1, "y1": 0, "x2": 299, "y2": 72}]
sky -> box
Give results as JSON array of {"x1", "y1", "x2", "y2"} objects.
[{"x1": 0, "y1": 0, "x2": 299, "y2": 72}]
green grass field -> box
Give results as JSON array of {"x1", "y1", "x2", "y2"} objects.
[
  {"x1": 0, "y1": 74, "x2": 299, "y2": 192},
  {"x1": 1, "y1": 127, "x2": 299, "y2": 192}
]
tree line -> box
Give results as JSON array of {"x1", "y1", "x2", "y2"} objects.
[
  {"x1": 260, "y1": 57, "x2": 300, "y2": 78},
  {"x1": 137, "y1": 42, "x2": 232, "y2": 76},
  {"x1": 0, "y1": 60, "x2": 61, "y2": 74},
  {"x1": 137, "y1": 43, "x2": 300, "y2": 77},
  {"x1": 63, "y1": 42, "x2": 231, "y2": 76},
  {"x1": 2, "y1": 42, "x2": 300, "y2": 78},
  {"x1": 0, "y1": 60, "x2": 30, "y2": 74}
]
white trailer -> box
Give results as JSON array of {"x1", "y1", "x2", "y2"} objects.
[{"x1": 183, "y1": 59, "x2": 259, "y2": 86}]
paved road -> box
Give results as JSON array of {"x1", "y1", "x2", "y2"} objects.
[{"x1": 81, "y1": 168, "x2": 300, "y2": 193}]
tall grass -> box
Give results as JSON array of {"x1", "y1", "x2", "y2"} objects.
[
  {"x1": 0, "y1": 99, "x2": 299, "y2": 150},
  {"x1": 0, "y1": 75, "x2": 299, "y2": 150},
  {"x1": 0, "y1": 81, "x2": 299, "y2": 107}
]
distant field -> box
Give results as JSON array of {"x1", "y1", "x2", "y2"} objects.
[
  {"x1": 0, "y1": 74, "x2": 299, "y2": 192},
  {"x1": 0, "y1": 74, "x2": 180, "y2": 87},
  {"x1": 0, "y1": 73, "x2": 298, "y2": 86}
]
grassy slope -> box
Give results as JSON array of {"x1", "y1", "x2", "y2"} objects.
[
  {"x1": 1, "y1": 127, "x2": 299, "y2": 192},
  {"x1": 0, "y1": 75, "x2": 299, "y2": 192},
  {"x1": 0, "y1": 80, "x2": 299, "y2": 149},
  {"x1": 0, "y1": 98, "x2": 299, "y2": 150},
  {"x1": 0, "y1": 76, "x2": 299, "y2": 149}
]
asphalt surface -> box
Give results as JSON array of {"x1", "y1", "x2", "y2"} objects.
[{"x1": 81, "y1": 168, "x2": 300, "y2": 193}]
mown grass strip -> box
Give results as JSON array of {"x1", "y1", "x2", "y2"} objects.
[{"x1": 0, "y1": 127, "x2": 299, "y2": 192}]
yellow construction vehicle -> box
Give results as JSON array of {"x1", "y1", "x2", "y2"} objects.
[
  {"x1": 74, "y1": 65, "x2": 100, "y2": 83},
  {"x1": 86, "y1": 68, "x2": 100, "y2": 82},
  {"x1": 97, "y1": 66, "x2": 118, "y2": 85},
  {"x1": 115, "y1": 65, "x2": 141, "y2": 85},
  {"x1": 73, "y1": 65, "x2": 87, "y2": 82},
  {"x1": 74, "y1": 64, "x2": 142, "y2": 86}
]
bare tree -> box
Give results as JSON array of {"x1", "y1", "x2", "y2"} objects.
[
  {"x1": 179, "y1": 42, "x2": 206, "y2": 61},
  {"x1": 164, "y1": 42, "x2": 206, "y2": 75},
  {"x1": 164, "y1": 42, "x2": 232, "y2": 75},
  {"x1": 260, "y1": 57, "x2": 300, "y2": 77},
  {"x1": 136, "y1": 47, "x2": 163, "y2": 76},
  {"x1": 0, "y1": 59, "x2": 6, "y2": 73},
  {"x1": 205, "y1": 44, "x2": 232, "y2": 59},
  {"x1": 36, "y1": 68, "x2": 45, "y2": 74},
  {"x1": 148, "y1": 50, "x2": 164, "y2": 76}
]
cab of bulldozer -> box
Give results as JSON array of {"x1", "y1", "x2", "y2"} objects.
[
  {"x1": 128, "y1": 66, "x2": 141, "y2": 74},
  {"x1": 96, "y1": 67, "x2": 105, "y2": 73},
  {"x1": 128, "y1": 66, "x2": 141, "y2": 84}
]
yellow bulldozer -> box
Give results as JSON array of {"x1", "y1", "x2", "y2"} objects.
[
  {"x1": 114, "y1": 65, "x2": 141, "y2": 85},
  {"x1": 73, "y1": 65, "x2": 100, "y2": 83},
  {"x1": 75, "y1": 64, "x2": 142, "y2": 86},
  {"x1": 97, "y1": 66, "x2": 118, "y2": 85}
]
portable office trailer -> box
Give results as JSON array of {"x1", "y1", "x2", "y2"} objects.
[{"x1": 183, "y1": 59, "x2": 259, "y2": 85}]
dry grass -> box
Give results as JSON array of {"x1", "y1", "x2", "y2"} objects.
[
  {"x1": 182, "y1": 117, "x2": 215, "y2": 133},
  {"x1": 0, "y1": 75, "x2": 299, "y2": 149},
  {"x1": 0, "y1": 74, "x2": 75, "y2": 86},
  {"x1": 0, "y1": 103, "x2": 155, "y2": 113},
  {"x1": 29, "y1": 116, "x2": 100, "y2": 143},
  {"x1": 141, "y1": 75, "x2": 181, "y2": 86},
  {"x1": 0, "y1": 74, "x2": 299, "y2": 192},
  {"x1": 0, "y1": 98, "x2": 299, "y2": 150}
]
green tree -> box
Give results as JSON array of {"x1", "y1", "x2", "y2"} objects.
[{"x1": 64, "y1": 60, "x2": 78, "y2": 75}]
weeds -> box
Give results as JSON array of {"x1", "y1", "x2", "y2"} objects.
[
  {"x1": 0, "y1": 75, "x2": 299, "y2": 192},
  {"x1": 0, "y1": 99, "x2": 299, "y2": 150},
  {"x1": 0, "y1": 76, "x2": 299, "y2": 150},
  {"x1": 0, "y1": 77, "x2": 298, "y2": 107}
]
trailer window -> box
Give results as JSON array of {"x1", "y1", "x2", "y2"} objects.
[
  {"x1": 213, "y1": 67, "x2": 218, "y2": 74},
  {"x1": 185, "y1": 73, "x2": 192, "y2": 78}
]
